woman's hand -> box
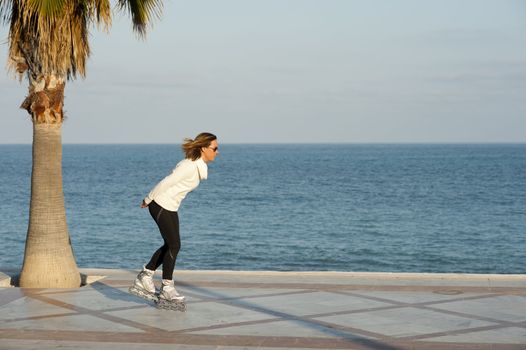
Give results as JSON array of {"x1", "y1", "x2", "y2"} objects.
[{"x1": 140, "y1": 200, "x2": 149, "y2": 208}]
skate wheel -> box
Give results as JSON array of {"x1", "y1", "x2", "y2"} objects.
[
  {"x1": 156, "y1": 299, "x2": 186, "y2": 312},
  {"x1": 129, "y1": 286, "x2": 158, "y2": 302}
]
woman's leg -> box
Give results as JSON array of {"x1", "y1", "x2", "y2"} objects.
[
  {"x1": 145, "y1": 202, "x2": 166, "y2": 270},
  {"x1": 145, "y1": 201, "x2": 181, "y2": 280}
]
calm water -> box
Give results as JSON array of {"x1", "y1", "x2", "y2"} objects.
[{"x1": 1, "y1": 144, "x2": 525, "y2": 273}]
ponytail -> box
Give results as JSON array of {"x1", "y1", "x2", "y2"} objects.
[{"x1": 181, "y1": 132, "x2": 217, "y2": 160}]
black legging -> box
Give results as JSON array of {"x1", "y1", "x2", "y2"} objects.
[{"x1": 145, "y1": 201, "x2": 181, "y2": 280}]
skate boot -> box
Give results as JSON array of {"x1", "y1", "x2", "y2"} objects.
[
  {"x1": 156, "y1": 279, "x2": 187, "y2": 311},
  {"x1": 129, "y1": 266, "x2": 158, "y2": 302}
]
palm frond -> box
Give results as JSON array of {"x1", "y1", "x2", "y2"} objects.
[
  {"x1": 5, "y1": 0, "x2": 92, "y2": 79},
  {"x1": 0, "y1": 0, "x2": 14, "y2": 25},
  {"x1": 26, "y1": 0, "x2": 68, "y2": 21},
  {"x1": 87, "y1": 0, "x2": 111, "y2": 31},
  {"x1": 118, "y1": 0, "x2": 162, "y2": 37},
  {"x1": 2, "y1": 0, "x2": 163, "y2": 81}
]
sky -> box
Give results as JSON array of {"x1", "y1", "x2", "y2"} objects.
[{"x1": 1, "y1": 0, "x2": 525, "y2": 144}]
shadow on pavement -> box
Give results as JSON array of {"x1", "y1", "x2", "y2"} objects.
[
  {"x1": 180, "y1": 281, "x2": 403, "y2": 350},
  {"x1": 89, "y1": 280, "x2": 153, "y2": 307}
]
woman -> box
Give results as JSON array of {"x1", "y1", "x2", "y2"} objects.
[{"x1": 130, "y1": 132, "x2": 219, "y2": 305}]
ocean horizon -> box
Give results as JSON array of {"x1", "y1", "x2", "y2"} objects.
[{"x1": 2, "y1": 142, "x2": 526, "y2": 145}]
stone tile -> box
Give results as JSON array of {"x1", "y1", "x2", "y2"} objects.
[
  {"x1": 0, "y1": 313, "x2": 144, "y2": 333},
  {"x1": 426, "y1": 327, "x2": 526, "y2": 344},
  {"x1": 184, "y1": 287, "x2": 305, "y2": 300},
  {"x1": 0, "y1": 340, "x2": 339, "y2": 350},
  {"x1": 0, "y1": 296, "x2": 75, "y2": 321},
  {"x1": 316, "y1": 306, "x2": 497, "y2": 338},
  {"x1": 0, "y1": 340, "x2": 221, "y2": 350},
  {"x1": 190, "y1": 318, "x2": 357, "y2": 339},
  {"x1": 106, "y1": 299, "x2": 273, "y2": 332},
  {"x1": 230, "y1": 291, "x2": 392, "y2": 317},
  {"x1": 350, "y1": 291, "x2": 486, "y2": 304},
  {"x1": 42, "y1": 286, "x2": 150, "y2": 311},
  {"x1": 430, "y1": 295, "x2": 526, "y2": 322},
  {"x1": 217, "y1": 348, "x2": 330, "y2": 350},
  {"x1": 0, "y1": 287, "x2": 29, "y2": 307}
]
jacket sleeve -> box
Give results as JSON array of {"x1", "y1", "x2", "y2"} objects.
[{"x1": 143, "y1": 161, "x2": 195, "y2": 205}]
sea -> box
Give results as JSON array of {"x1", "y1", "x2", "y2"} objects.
[{"x1": 1, "y1": 144, "x2": 525, "y2": 274}]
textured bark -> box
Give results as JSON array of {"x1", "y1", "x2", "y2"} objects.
[
  {"x1": 20, "y1": 75, "x2": 65, "y2": 124},
  {"x1": 19, "y1": 121, "x2": 80, "y2": 288}
]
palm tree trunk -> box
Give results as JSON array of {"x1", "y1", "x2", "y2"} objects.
[{"x1": 19, "y1": 77, "x2": 80, "y2": 288}]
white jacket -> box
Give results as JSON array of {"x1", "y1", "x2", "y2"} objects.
[{"x1": 144, "y1": 158, "x2": 208, "y2": 211}]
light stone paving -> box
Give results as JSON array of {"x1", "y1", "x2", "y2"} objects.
[{"x1": 0, "y1": 268, "x2": 525, "y2": 350}]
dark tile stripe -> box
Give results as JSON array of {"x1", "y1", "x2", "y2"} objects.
[
  {"x1": 0, "y1": 328, "x2": 409, "y2": 349},
  {"x1": 2, "y1": 312, "x2": 76, "y2": 323},
  {"x1": 0, "y1": 328, "x2": 524, "y2": 349}
]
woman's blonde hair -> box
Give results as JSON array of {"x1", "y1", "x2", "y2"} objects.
[{"x1": 182, "y1": 132, "x2": 217, "y2": 160}]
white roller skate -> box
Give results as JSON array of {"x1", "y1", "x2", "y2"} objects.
[
  {"x1": 129, "y1": 267, "x2": 158, "y2": 302},
  {"x1": 156, "y1": 279, "x2": 187, "y2": 311}
]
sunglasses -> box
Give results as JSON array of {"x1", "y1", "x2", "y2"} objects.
[{"x1": 208, "y1": 146, "x2": 219, "y2": 152}]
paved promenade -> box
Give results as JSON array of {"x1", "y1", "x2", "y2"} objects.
[{"x1": 0, "y1": 268, "x2": 525, "y2": 349}]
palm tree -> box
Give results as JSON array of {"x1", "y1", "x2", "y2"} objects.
[{"x1": 0, "y1": 0, "x2": 162, "y2": 288}]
